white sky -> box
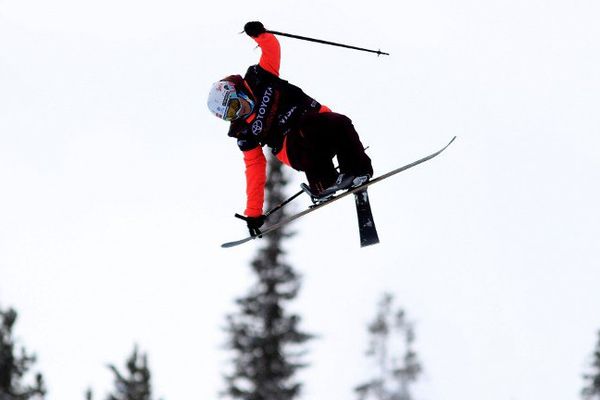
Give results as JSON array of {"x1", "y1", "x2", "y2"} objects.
[{"x1": 1, "y1": 0, "x2": 600, "y2": 399}]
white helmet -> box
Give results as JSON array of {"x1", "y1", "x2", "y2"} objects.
[
  {"x1": 207, "y1": 81, "x2": 236, "y2": 120},
  {"x1": 207, "y1": 80, "x2": 254, "y2": 121}
]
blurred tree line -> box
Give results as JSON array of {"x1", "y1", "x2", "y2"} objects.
[
  {"x1": 0, "y1": 305, "x2": 158, "y2": 400},
  {"x1": 0, "y1": 306, "x2": 45, "y2": 400},
  {"x1": 4, "y1": 157, "x2": 600, "y2": 400}
]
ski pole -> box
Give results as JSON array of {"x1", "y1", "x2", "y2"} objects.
[
  {"x1": 233, "y1": 190, "x2": 303, "y2": 226},
  {"x1": 266, "y1": 30, "x2": 390, "y2": 56},
  {"x1": 265, "y1": 189, "x2": 304, "y2": 217}
]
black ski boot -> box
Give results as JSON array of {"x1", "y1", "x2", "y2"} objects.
[{"x1": 302, "y1": 173, "x2": 363, "y2": 204}]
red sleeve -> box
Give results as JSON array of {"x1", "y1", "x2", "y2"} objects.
[
  {"x1": 253, "y1": 33, "x2": 280, "y2": 77},
  {"x1": 242, "y1": 147, "x2": 267, "y2": 217}
]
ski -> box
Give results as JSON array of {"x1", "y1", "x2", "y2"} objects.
[
  {"x1": 354, "y1": 189, "x2": 379, "y2": 247},
  {"x1": 221, "y1": 136, "x2": 456, "y2": 248}
]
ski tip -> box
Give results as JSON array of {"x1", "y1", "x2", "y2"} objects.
[
  {"x1": 438, "y1": 136, "x2": 457, "y2": 153},
  {"x1": 221, "y1": 239, "x2": 249, "y2": 248},
  {"x1": 221, "y1": 235, "x2": 258, "y2": 248}
]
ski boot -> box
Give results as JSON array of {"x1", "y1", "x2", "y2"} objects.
[{"x1": 301, "y1": 173, "x2": 371, "y2": 205}]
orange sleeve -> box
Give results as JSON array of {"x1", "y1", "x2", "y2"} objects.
[
  {"x1": 242, "y1": 147, "x2": 267, "y2": 217},
  {"x1": 254, "y1": 33, "x2": 280, "y2": 77}
]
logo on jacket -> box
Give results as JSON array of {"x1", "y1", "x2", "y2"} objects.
[
  {"x1": 278, "y1": 106, "x2": 297, "y2": 126},
  {"x1": 252, "y1": 120, "x2": 263, "y2": 135},
  {"x1": 251, "y1": 86, "x2": 274, "y2": 136}
]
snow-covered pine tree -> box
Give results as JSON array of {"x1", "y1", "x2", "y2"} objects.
[
  {"x1": 223, "y1": 156, "x2": 312, "y2": 400},
  {"x1": 106, "y1": 346, "x2": 155, "y2": 400},
  {"x1": 583, "y1": 330, "x2": 600, "y2": 400},
  {"x1": 355, "y1": 293, "x2": 422, "y2": 400},
  {"x1": 0, "y1": 305, "x2": 46, "y2": 400}
]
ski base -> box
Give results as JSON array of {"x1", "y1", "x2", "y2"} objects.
[{"x1": 354, "y1": 189, "x2": 379, "y2": 247}]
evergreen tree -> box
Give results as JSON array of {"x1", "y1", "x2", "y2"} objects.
[
  {"x1": 583, "y1": 330, "x2": 600, "y2": 399},
  {"x1": 106, "y1": 345, "x2": 155, "y2": 400},
  {"x1": 355, "y1": 293, "x2": 422, "y2": 400},
  {"x1": 0, "y1": 305, "x2": 46, "y2": 400},
  {"x1": 223, "y1": 156, "x2": 312, "y2": 400}
]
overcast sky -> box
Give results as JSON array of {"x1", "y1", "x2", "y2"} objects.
[{"x1": 1, "y1": 1, "x2": 600, "y2": 400}]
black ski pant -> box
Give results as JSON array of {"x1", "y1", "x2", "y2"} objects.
[{"x1": 286, "y1": 112, "x2": 373, "y2": 194}]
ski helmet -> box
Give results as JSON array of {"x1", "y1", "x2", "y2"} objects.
[{"x1": 207, "y1": 80, "x2": 254, "y2": 121}]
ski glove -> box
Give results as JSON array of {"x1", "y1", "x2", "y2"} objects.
[
  {"x1": 244, "y1": 21, "x2": 266, "y2": 38},
  {"x1": 235, "y1": 213, "x2": 266, "y2": 237}
]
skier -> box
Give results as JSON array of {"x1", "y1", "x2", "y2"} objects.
[{"x1": 207, "y1": 21, "x2": 373, "y2": 237}]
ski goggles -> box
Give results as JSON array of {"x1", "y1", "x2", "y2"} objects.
[
  {"x1": 223, "y1": 92, "x2": 254, "y2": 122},
  {"x1": 224, "y1": 97, "x2": 243, "y2": 121}
]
